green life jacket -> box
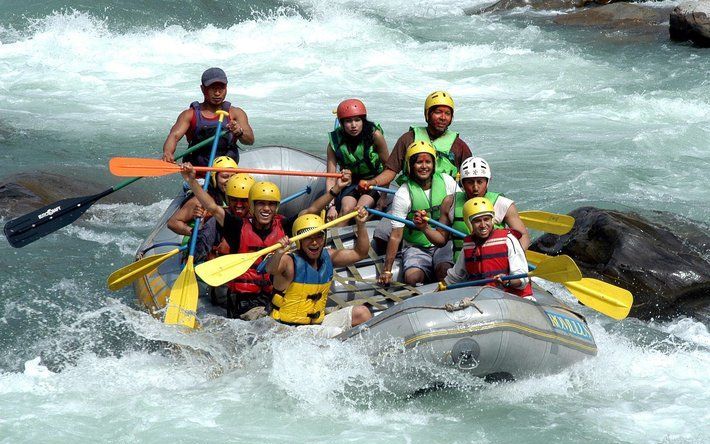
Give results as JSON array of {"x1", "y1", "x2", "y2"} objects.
[
  {"x1": 411, "y1": 126, "x2": 458, "y2": 178},
  {"x1": 403, "y1": 172, "x2": 447, "y2": 247},
  {"x1": 451, "y1": 190, "x2": 503, "y2": 262},
  {"x1": 328, "y1": 123, "x2": 384, "y2": 179}
]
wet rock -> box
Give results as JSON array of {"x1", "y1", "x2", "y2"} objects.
[
  {"x1": 670, "y1": 0, "x2": 710, "y2": 46},
  {"x1": 553, "y1": 3, "x2": 670, "y2": 29},
  {"x1": 466, "y1": 0, "x2": 624, "y2": 15},
  {"x1": 531, "y1": 207, "x2": 710, "y2": 320},
  {"x1": 0, "y1": 172, "x2": 105, "y2": 217}
]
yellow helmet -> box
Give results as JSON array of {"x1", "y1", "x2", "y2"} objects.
[
  {"x1": 463, "y1": 197, "x2": 495, "y2": 232},
  {"x1": 424, "y1": 91, "x2": 454, "y2": 122},
  {"x1": 225, "y1": 173, "x2": 255, "y2": 200},
  {"x1": 292, "y1": 214, "x2": 326, "y2": 248},
  {"x1": 404, "y1": 140, "x2": 437, "y2": 174},
  {"x1": 248, "y1": 181, "x2": 281, "y2": 208},
  {"x1": 210, "y1": 156, "x2": 238, "y2": 188}
]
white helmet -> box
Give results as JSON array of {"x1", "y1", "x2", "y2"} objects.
[{"x1": 459, "y1": 157, "x2": 491, "y2": 182}]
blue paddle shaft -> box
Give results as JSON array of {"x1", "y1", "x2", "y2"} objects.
[
  {"x1": 371, "y1": 185, "x2": 395, "y2": 194},
  {"x1": 187, "y1": 116, "x2": 227, "y2": 258},
  {"x1": 280, "y1": 186, "x2": 311, "y2": 205},
  {"x1": 446, "y1": 272, "x2": 529, "y2": 290},
  {"x1": 366, "y1": 207, "x2": 467, "y2": 238}
]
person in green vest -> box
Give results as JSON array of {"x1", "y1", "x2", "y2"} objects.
[
  {"x1": 325, "y1": 98, "x2": 389, "y2": 226},
  {"x1": 378, "y1": 141, "x2": 459, "y2": 287},
  {"x1": 357, "y1": 90, "x2": 473, "y2": 191},
  {"x1": 413, "y1": 156, "x2": 531, "y2": 263}
]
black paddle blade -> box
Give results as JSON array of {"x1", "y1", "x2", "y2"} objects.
[{"x1": 3, "y1": 189, "x2": 112, "y2": 248}]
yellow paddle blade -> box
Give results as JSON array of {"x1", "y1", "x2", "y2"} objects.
[
  {"x1": 565, "y1": 278, "x2": 633, "y2": 320},
  {"x1": 195, "y1": 210, "x2": 360, "y2": 287},
  {"x1": 107, "y1": 248, "x2": 181, "y2": 291},
  {"x1": 525, "y1": 249, "x2": 549, "y2": 267},
  {"x1": 195, "y1": 250, "x2": 266, "y2": 287},
  {"x1": 519, "y1": 210, "x2": 575, "y2": 235},
  {"x1": 164, "y1": 256, "x2": 199, "y2": 329},
  {"x1": 529, "y1": 255, "x2": 582, "y2": 283},
  {"x1": 526, "y1": 250, "x2": 633, "y2": 320}
]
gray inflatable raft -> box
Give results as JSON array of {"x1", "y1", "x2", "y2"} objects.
[{"x1": 132, "y1": 146, "x2": 596, "y2": 378}]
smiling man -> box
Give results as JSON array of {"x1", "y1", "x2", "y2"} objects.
[
  {"x1": 162, "y1": 67, "x2": 254, "y2": 166},
  {"x1": 266, "y1": 210, "x2": 373, "y2": 335},
  {"x1": 443, "y1": 197, "x2": 533, "y2": 300},
  {"x1": 358, "y1": 90, "x2": 472, "y2": 190}
]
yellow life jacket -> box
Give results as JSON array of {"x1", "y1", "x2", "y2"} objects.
[{"x1": 271, "y1": 249, "x2": 333, "y2": 325}]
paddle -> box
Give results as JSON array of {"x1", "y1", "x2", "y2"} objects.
[
  {"x1": 106, "y1": 186, "x2": 314, "y2": 292},
  {"x1": 369, "y1": 185, "x2": 395, "y2": 194},
  {"x1": 518, "y1": 210, "x2": 575, "y2": 235},
  {"x1": 526, "y1": 250, "x2": 632, "y2": 320},
  {"x1": 107, "y1": 246, "x2": 186, "y2": 291},
  {"x1": 281, "y1": 185, "x2": 312, "y2": 205},
  {"x1": 164, "y1": 110, "x2": 228, "y2": 329},
  {"x1": 109, "y1": 157, "x2": 344, "y2": 179},
  {"x1": 195, "y1": 210, "x2": 360, "y2": 287},
  {"x1": 365, "y1": 207, "x2": 468, "y2": 238},
  {"x1": 3, "y1": 131, "x2": 228, "y2": 248},
  {"x1": 438, "y1": 254, "x2": 582, "y2": 291}
]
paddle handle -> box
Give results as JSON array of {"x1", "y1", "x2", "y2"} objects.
[
  {"x1": 423, "y1": 216, "x2": 467, "y2": 238},
  {"x1": 366, "y1": 208, "x2": 467, "y2": 239},
  {"x1": 280, "y1": 186, "x2": 312, "y2": 205},
  {"x1": 192, "y1": 166, "x2": 343, "y2": 178},
  {"x1": 369, "y1": 185, "x2": 395, "y2": 194},
  {"x1": 441, "y1": 272, "x2": 529, "y2": 291}
]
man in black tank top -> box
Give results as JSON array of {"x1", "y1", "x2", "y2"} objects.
[{"x1": 162, "y1": 67, "x2": 254, "y2": 165}]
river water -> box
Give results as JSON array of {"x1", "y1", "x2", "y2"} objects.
[{"x1": 1, "y1": 1, "x2": 709, "y2": 442}]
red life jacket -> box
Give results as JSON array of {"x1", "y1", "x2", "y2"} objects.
[
  {"x1": 462, "y1": 228, "x2": 533, "y2": 297},
  {"x1": 227, "y1": 215, "x2": 286, "y2": 295}
]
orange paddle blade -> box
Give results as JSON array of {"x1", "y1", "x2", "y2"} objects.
[{"x1": 110, "y1": 157, "x2": 181, "y2": 177}]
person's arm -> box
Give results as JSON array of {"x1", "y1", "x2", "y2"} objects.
[
  {"x1": 443, "y1": 252, "x2": 469, "y2": 286},
  {"x1": 167, "y1": 197, "x2": 200, "y2": 236},
  {"x1": 453, "y1": 138, "x2": 473, "y2": 169},
  {"x1": 372, "y1": 129, "x2": 389, "y2": 164},
  {"x1": 265, "y1": 236, "x2": 295, "y2": 290},
  {"x1": 359, "y1": 133, "x2": 408, "y2": 190},
  {"x1": 326, "y1": 144, "x2": 338, "y2": 190},
  {"x1": 503, "y1": 203, "x2": 531, "y2": 250},
  {"x1": 330, "y1": 207, "x2": 369, "y2": 266},
  {"x1": 299, "y1": 170, "x2": 350, "y2": 217},
  {"x1": 180, "y1": 163, "x2": 226, "y2": 225},
  {"x1": 162, "y1": 109, "x2": 193, "y2": 162},
  {"x1": 227, "y1": 107, "x2": 254, "y2": 145},
  {"x1": 378, "y1": 227, "x2": 403, "y2": 285},
  {"x1": 499, "y1": 235, "x2": 529, "y2": 289}
]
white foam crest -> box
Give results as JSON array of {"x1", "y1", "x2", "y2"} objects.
[
  {"x1": 296, "y1": 0, "x2": 470, "y2": 19},
  {"x1": 86, "y1": 199, "x2": 172, "y2": 229},
  {"x1": 62, "y1": 225, "x2": 142, "y2": 255}
]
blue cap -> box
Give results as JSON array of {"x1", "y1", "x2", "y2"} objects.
[{"x1": 201, "y1": 67, "x2": 228, "y2": 86}]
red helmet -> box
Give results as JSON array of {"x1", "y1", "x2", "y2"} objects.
[{"x1": 336, "y1": 99, "x2": 367, "y2": 120}]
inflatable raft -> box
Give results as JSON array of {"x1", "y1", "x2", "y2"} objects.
[{"x1": 132, "y1": 146, "x2": 597, "y2": 379}]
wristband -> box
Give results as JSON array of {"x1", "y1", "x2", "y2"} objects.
[
  {"x1": 329, "y1": 188, "x2": 338, "y2": 198},
  {"x1": 382, "y1": 270, "x2": 392, "y2": 275}
]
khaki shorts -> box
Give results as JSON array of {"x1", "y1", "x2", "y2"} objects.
[{"x1": 402, "y1": 242, "x2": 453, "y2": 281}]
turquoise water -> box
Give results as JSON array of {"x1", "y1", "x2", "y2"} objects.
[{"x1": 1, "y1": 1, "x2": 709, "y2": 442}]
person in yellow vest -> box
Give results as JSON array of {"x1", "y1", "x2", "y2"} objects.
[
  {"x1": 378, "y1": 141, "x2": 459, "y2": 287},
  {"x1": 413, "y1": 156, "x2": 531, "y2": 264},
  {"x1": 265, "y1": 209, "x2": 373, "y2": 336},
  {"x1": 325, "y1": 99, "x2": 389, "y2": 225},
  {"x1": 357, "y1": 91, "x2": 473, "y2": 191}
]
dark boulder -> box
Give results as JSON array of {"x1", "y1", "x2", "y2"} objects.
[
  {"x1": 670, "y1": 1, "x2": 710, "y2": 47},
  {"x1": 532, "y1": 207, "x2": 710, "y2": 320},
  {"x1": 0, "y1": 172, "x2": 106, "y2": 218},
  {"x1": 553, "y1": 3, "x2": 671, "y2": 29}
]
